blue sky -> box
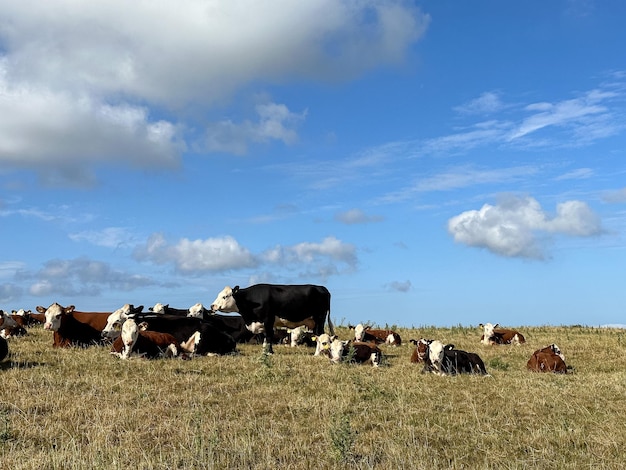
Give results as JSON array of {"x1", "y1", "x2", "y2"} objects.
[{"x1": 1, "y1": 1, "x2": 625, "y2": 328}]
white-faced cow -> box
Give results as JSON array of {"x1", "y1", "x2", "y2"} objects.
[
  {"x1": 479, "y1": 323, "x2": 525, "y2": 345},
  {"x1": 313, "y1": 333, "x2": 334, "y2": 357},
  {"x1": 36, "y1": 303, "x2": 143, "y2": 348},
  {"x1": 1, "y1": 310, "x2": 26, "y2": 338},
  {"x1": 150, "y1": 303, "x2": 191, "y2": 316},
  {"x1": 351, "y1": 323, "x2": 402, "y2": 346},
  {"x1": 111, "y1": 318, "x2": 181, "y2": 359},
  {"x1": 527, "y1": 344, "x2": 567, "y2": 374},
  {"x1": 0, "y1": 336, "x2": 8, "y2": 361},
  {"x1": 329, "y1": 338, "x2": 382, "y2": 367},
  {"x1": 422, "y1": 340, "x2": 488, "y2": 376},
  {"x1": 210, "y1": 284, "x2": 334, "y2": 354},
  {"x1": 286, "y1": 326, "x2": 317, "y2": 348}
]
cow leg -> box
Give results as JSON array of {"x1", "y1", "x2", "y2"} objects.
[{"x1": 261, "y1": 317, "x2": 276, "y2": 354}]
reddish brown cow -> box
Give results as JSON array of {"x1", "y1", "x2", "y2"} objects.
[
  {"x1": 351, "y1": 323, "x2": 402, "y2": 346},
  {"x1": 409, "y1": 338, "x2": 431, "y2": 363},
  {"x1": 479, "y1": 323, "x2": 525, "y2": 345},
  {"x1": 527, "y1": 344, "x2": 567, "y2": 373},
  {"x1": 111, "y1": 329, "x2": 183, "y2": 359},
  {"x1": 1, "y1": 310, "x2": 27, "y2": 338},
  {"x1": 36, "y1": 303, "x2": 141, "y2": 348}
]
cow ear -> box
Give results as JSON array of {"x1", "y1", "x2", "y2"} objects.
[
  {"x1": 233, "y1": 286, "x2": 239, "y2": 293},
  {"x1": 478, "y1": 323, "x2": 484, "y2": 328},
  {"x1": 445, "y1": 344, "x2": 454, "y2": 350},
  {"x1": 65, "y1": 305, "x2": 76, "y2": 314},
  {"x1": 36, "y1": 306, "x2": 46, "y2": 314},
  {"x1": 494, "y1": 323, "x2": 499, "y2": 328},
  {"x1": 311, "y1": 336, "x2": 317, "y2": 342}
]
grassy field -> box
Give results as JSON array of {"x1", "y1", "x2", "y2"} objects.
[{"x1": 1, "y1": 323, "x2": 626, "y2": 469}]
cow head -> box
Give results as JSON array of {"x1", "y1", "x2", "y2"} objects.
[
  {"x1": 102, "y1": 304, "x2": 136, "y2": 339},
  {"x1": 353, "y1": 324, "x2": 365, "y2": 341},
  {"x1": 546, "y1": 343, "x2": 565, "y2": 362},
  {"x1": 210, "y1": 286, "x2": 240, "y2": 313},
  {"x1": 288, "y1": 325, "x2": 308, "y2": 347},
  {"x1": 479, "y1": 323, "x2": 498, "y2": 345},
  {"x1": 120, "y1": 318, "x2": 139, "y2": 359},
  {"x1": 187, "y1": 303, "x2": 207, "y2": 318},
  {"x1": 151, "y1": 303, "x2": 167, "y2": 314},
  {"x1": 410, "y1": 338, "x2": 431, "y2": 362},
  {"x1": 329, "y1": 338, "x2": 349, "y2": 363},
  {"x1": 425, "y1": 340, "x2": 447, "y2": 374},
  {"x1": 0, "y1": 311, "x2": 19, "y2": 330},
  {"x1": 314, "y1": 333, "x2": 335, "y2": 357},
  {"x1": 37, "y1": 303, "x2": 75, "y2": 331}
]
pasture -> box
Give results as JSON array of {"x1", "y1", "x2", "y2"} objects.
[{"x1": 1, "y1": 323, "x2": 626, "y2": 469}]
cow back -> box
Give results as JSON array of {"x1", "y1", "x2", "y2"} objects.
[
  {"x1": 527, "y1": 352, "x2": 567, "y2": 373},
  {"x1": 235, "y1": 284, "x2": 330, "y2": 325}
]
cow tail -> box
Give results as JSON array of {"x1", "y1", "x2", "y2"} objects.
[{"x1": 327, "y1": 309, "x2": 335, "y2": 336}]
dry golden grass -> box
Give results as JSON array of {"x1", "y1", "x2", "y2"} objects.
[{"x1": 2, "y1": 324, "x2": 626, "y2": 469}]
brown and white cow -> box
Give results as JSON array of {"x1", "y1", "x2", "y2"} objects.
[
  {"x1": 479, "y1": 323, "x2": 525, "y2": 345},
  {"x1": 329, "y1": 338, "x2": 382, "y2": 367},
  {"x1": 37, "y1": 303, "x2": 142, "y2": 348},
  {"x1": 409, "y1": 338, "x2": 431, "y2": 363},
  {"x1": 111, "y1": 318, "x2": 181, "y2": 359},
  {"x1": 527, "y1": 344, "x2": 567, "y2": 373},
  {"x1": 351, "y1": 323, "x2": 402, "y2": 346},
  {"x1": 1, "y1": 310, "x2": 26, "y2": 338}
]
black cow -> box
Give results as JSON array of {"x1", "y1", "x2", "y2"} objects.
[
  {"x1": 0, "y1": 336, "x2": 8, "y2": 361},
  {"x1": 422, "y1": 340, "x2": 488, "y2": 376},
  {"x1": 210, "y1": 284, "x2": 334, "y2": 354}
]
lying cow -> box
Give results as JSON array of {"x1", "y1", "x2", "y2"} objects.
[
  {"x1": 409, "y1": 338, "x2": 431, "y2": 363},
  {"x1": 111, "y1": 319, "x2": 181, "y2": 359},
  {"x1": 150, "y1": 302, "x2": 204, "y2": 317},
  {"x1": 527, "y1": 344, "x2": 567, "y2": 374},
  {"x1": 350, "y1": 323, "x2": 402, "y2": 346},
  {"x1": 37, "y1": 303, "x2": 144, "y2": 348},
  {"x1": 422, "y1": 340, "x2": 488, "y2": 376},
  {"x1": 286, "y1": 326, "x2": 317, "y2": 347},
  {"x1": 314, "y1": 333, "x2": 334, "y2": 357},
  {"x1": 329, "y1": 338, "x2": 382, "y2": 367},
  {"x1": 14, "y1": 309, "x2": 46, "y2": 326},
  {"x1": 479, "y1": 323, "x2": 525, "y2": 345},
  {"x1": 0, "y1": 336, "x2": 8, "y2": 362},
  {"x1": 1, "y1": 310, "x2": 26, "y2": 338}
]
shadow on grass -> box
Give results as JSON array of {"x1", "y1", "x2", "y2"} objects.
[{"x1": 0, "y1": 359, "x2": 47, "y2": 371}]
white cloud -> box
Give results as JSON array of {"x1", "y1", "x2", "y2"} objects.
[
  {"x1": 134, "y1": 234, "x2": 257, "y2": 273},
  {"x1": 22, "y1": 257, "x2": 156, "y2": 296},
  {"x1": 335, "y1": 208, "x2": 384, "y2": 224},
  {"x1": 508, "y1": 89, "x2": 619, "y2": 141},
  {"x1": 69, "y1": 227, "x2": 134, "y2": 248},
  {"x1": 0, "y1": 1, "x2": 428, "y2": 107},
  {"x1": 204, "y1": 102, "x2": 306, "y2": 155},
  {"x1": 454, "y1": 91, "x2": 505, "y2": 115},
  {"x1": 447, "y1": 195, "x2": 603, "y2": 259},
  {"x1": 0, "y1": 1, "x2": 429, "y2": 180},
  {"x1": 0, "y1": 72, "x2": 182, "y2": 185},
  {"x1": 134, "y1": 233, "x2": 357, "y2": 277},
  {"x1": 555, "y1": 168, "x2": 594, "y2": 180},
  {"x1": 602, "y1": 188, "x2": 626, "y2": 203}
]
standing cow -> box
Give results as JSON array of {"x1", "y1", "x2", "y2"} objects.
[{"x1": 210, "y1": 284, "x2": 334, "y2": 354}]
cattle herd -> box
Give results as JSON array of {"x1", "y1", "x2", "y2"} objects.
[{"x1": 0, "y1": 284, "x2": 569, "y2": 374}]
